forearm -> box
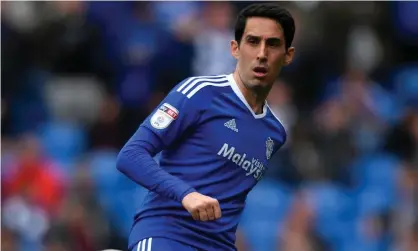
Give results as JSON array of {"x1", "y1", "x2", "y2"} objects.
[{"x1": 116, "y1": 127, "x2": 196, "y2": 202}]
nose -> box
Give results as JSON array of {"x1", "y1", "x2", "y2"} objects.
[{"x1": 256, "y1": 42, "x2": 267, "y2": 62}]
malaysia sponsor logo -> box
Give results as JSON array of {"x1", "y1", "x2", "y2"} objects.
[{"x1": 217, "y1": 143, "x2": 266, "y2": 181}]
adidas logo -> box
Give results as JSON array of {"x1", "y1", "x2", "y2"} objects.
[{"x1": 224, "y1": 119, "x2": 238, "y2": 132}]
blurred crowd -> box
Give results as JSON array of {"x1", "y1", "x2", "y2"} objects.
[{"x1": 1, "y1": 1, "x2": 418, "y2": 251}]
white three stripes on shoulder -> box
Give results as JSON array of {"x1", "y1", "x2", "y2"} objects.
[
  {"x1": 137, "y1": 238, "x2": 153, "y2": 251},
  {"x1": 177, "y1": 75, "x2": 227, "y2": 92},
  {"x1": 180, "y1": 76, "x2": 227, "y2": 94},
  {"x1": 186, "y1": 82, "x2": 229, "y2": 98},
  {"x1": 176, "y1": 75, "x2": 229, "y2": 98}
]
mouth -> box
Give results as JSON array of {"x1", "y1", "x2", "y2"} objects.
[{"x1": 252, "y1": 66, "x2": 268, "y2": 78}]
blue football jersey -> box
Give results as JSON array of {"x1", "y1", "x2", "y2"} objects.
[{"x1": 128, "y1": 74, "x2": 287, "y2": 251}]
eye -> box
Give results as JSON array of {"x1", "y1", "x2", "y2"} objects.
[
  {"x1": 246, "y1": 36, "x2": 259, "y2": 45},
  {"x1": 267, "y1": 40, "x2": 281, "y2": 48}
]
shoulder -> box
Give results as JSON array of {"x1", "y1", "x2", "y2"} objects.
[
  {"x1": 155, "y1": 75, "x2": 230, "y2": 122},
  {"x1": 159, "y1": 74, "x2": 231, "y2": 117},
  {"x1": 265, "y1": 104, "x2": 287, "y2": 145},
  {"x1": 171, "y1": 74, "x2": 231, "y2": 101}
]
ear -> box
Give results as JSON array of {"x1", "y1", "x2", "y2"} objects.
[
  {"x1": 230, "y1": 40, "x2": 240, "y2": 60},
  {"x1": 284, "y1": 47, "x2": 295, "y2": 66}
]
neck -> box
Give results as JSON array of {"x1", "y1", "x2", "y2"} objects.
[{"x1": 233, "y1": 71, "x2": 270, "y2": 114}]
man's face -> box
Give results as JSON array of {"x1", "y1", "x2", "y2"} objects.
[{"x1": 231, "y1": 17, "x2": 294, "y2": 91}]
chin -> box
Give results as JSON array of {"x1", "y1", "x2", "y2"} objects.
[
  {"x1": 246, "y1": 79, "x2": 268, "y2": 91},
  {"x1": 253, "y1": 77, "x2": 271, "y2": 86}
]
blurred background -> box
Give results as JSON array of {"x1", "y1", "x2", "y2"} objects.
[{"x1": 1, "y1": 1, "x2": 417, "y2": 251}]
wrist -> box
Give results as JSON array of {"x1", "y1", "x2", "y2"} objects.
[{"x1": 179, "y1": 187, "x2": 197, "y2": 202}]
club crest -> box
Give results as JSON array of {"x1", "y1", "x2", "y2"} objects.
[{"x1": 266, "y1": 137, "x2": 274, "y2": 160}]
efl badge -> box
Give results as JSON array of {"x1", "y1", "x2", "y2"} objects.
[
  {"x1": 266, "y1": 137, "x2": 274, "y2": 160},
  {"x1": 150, "y1": 103, "x2": 179, "y2": 129}
]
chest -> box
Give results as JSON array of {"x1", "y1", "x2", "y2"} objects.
[{"x1": 193, "y1": 99, "x2": 281, "y2": 182}]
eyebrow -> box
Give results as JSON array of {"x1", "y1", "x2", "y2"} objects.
[{"x1": 245, "y1": 34, "x2": 281, "y2": 43}]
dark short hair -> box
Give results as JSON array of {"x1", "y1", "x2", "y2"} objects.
[{"x1": 234, "y1": 3, "x2": 295, "y2": 50}]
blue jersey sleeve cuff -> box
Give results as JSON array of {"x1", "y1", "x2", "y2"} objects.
[{"x1": 178, "y1": 187, "x2": 197, "y2": 202}]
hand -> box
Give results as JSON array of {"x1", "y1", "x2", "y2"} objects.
[{"x1": 181, "y1": 192, "x2": 222, "y2": 221}]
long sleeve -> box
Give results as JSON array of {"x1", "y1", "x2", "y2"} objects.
[
  {"x1": 116, "y1": 77, "x2": 209, "y2": 202},
  {"x1": 116, "y1": 126, "x2": 196, "y2": 202}
]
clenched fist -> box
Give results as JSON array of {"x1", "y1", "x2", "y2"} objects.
[{"x1": 182, "y1": 192, "x2": 222, "y2": 221}]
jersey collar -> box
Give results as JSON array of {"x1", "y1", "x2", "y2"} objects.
[{"x1": 227, "y1": 74, "x2": 267, "y2": 119}]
